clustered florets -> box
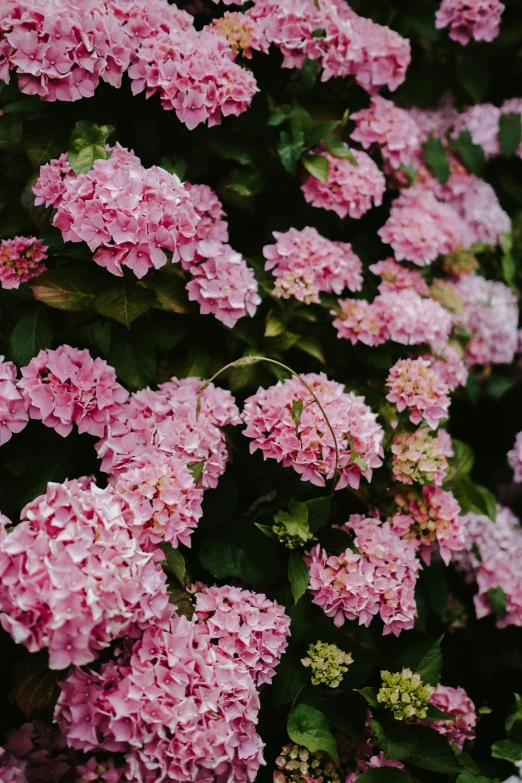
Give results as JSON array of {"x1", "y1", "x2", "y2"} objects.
[
  {"x1": 274, "y1": 744, "x2": 341, "y2": 783},
  {"x1": 391, "y1": 429, "x2": 449, "y2": 486},
  {"x1": 0, "y1": 236, "x2": 47, "y2": 289},
  {"x1": 301, "y1": 641, "x2": 353, "y2": 687},
  {"x1": 377, "y1": 668, "x2": 434, "y2": 720}
]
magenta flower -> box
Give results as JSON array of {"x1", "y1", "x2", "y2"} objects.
[
  {"x1": 0, "y1": 357, "x2": 28, "y2": 447},
  {"x1": 436, "y1": 0, "x2": 504, "y2": 45},
  {"x1": 0, "y1": 236, "x2": 47, "y2": 289}
]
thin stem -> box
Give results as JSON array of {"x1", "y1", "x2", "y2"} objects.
[{"x1": 199, "y1": 356, "x2": 340, "y2": 492}]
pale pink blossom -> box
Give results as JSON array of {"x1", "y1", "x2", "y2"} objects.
[
  {"x1": 508, "y1": 431, "x2": 522, "y2": 483},
  {"x1": 33, "y1": 153, "x2": 79, "y2": 209},
  {"x1": 351, "y1": 96, "x2": 420, "y2": 169},
  {"x1": 348, "y1": 12, "x2": 411, "y2": 93},
  {"x1": 211, "y1": 12, "x2": 268, "y2": 58},
  {"x1": 0, "y1": 479, "x2": 172, "y2": 669},
  {"x1": 54, "y1": 615, "x2": 264, "y2": 782},
  {"x1": 263, "y1": 227, "x2": 362, "y2": 304},
  {"x1": 436, "y1": 0, "x2": 504, "y2": 45},
  {"x1": 195, "y1": 584, "x2": 290, "y2": 685},
  {"x1": 444, "y1": 174, "x2": 511, "y2": 247},
  {"x1": 386, "y1": 357, "x2": 451, "y2": 430},
  {"x1": 424, "y1": 345, "x2": 468, "y2": 391},
  {"x1": 242, "y1": 372, "x2": 384, "y2": 490},
  {"x1": 184, "y1": 182, "x2": 229, "y2": 245},
  {"x1": 391, "y1": 429, "x2": 449, "y2": 486},
  {"x1": 0, "y1": 236, "x2": 47, "y2": 289},
  {"x1": 18, "y1": 345, "x2": 128, "y2": 438},
  {"x1": 346, "y1": 752, "x2": 406, "y2": 782},
  {"x1": 0, "y1": 357, "x2": 28, "y2": 446},
  {"x1": 301, "y1": 148, "x2": 385, "y2": 220},
  {"x1": 451, "y1": 104, "x2": 501, "y2": 157},
  {"x1": 369, "y1": 258, "x2": 429, "y2": 296},
  {"x1": 308, "y1": 517, "x2": 420, "y2": 635},
  {"x1": 332, "y1": 298, "x2": 388, "y2": 347},
  {"x1": 418, "y1": 684, "x2": 476, "y2": 749}
]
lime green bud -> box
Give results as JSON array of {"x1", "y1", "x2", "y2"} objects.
[
  {"x1": 377, "y1": 668, "x2": 435, "y2": 721},
  {"x1": 301, "y1": 641, "x2": 353, "y2": 688},
  {"x1": 274, "y1": 744, "x2": 340, "y2": 783},
  {"x1": 272, "y1": 523, "x2": 314, "y2": 549}
]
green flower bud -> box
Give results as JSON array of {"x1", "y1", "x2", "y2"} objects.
[
  {"x1": 272, "y1": 523, "x2": 314, "y2": 549},
  {"x1": 301, "y1": 641, "x2": 353, "y2": 688},
  {"x1": 274, "y1": 744, "x2": 341, "y2": 783},
  {"x1": 377, "y1": 668, "x2": 435, "y2": 721}
]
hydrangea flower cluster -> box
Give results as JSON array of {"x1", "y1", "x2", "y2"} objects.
[
  {"x1": 301, "y1": 641, "x2": 353, "y2": 687},
  {"x1": 455, "y1": 274, "x2": 519, "y2": 366},
  {"x1": 128, "y1": 26, "x2": 258, "y2": 129},
  {"x1": 49, "y1": 150, "x2": 200, "y2": 278},
  {"x1": 0, "y1": 479, "x2": 172, "y2": 669},
  {"x1": 369, "y1": 257, "x2": 429, "y2": 295},
  {"x1": 54, "y1": 615, "x2": 265, "y2": 783},
  {"x1": 0, "y1": 356, "x2": 28, "y2": 446},
  {"x1": 32, "y1": 152, "x2": 77, "y2": 209},
  {"x1": 301, "y1": 148, "x2": 386, "y2": 219},
  {"x1": 391, "y1": 429, "x2": 449, "y2": 486},
  {"x1": 345, "y1": 753, "x2": 406, "y2": 783},
  {"x1": 211, "y1": 11, "x2": 268, "y2": 58},
  {"x1": 0, "y1": 720, "x2": 76, "y2": 783},
  {"x1": 263, "y1": 227, "x2": 363, "y2": 304},
  {"x1": 0, "y1": 236, "x2": 47, "y2": 289},
  {"x1": 194, "y1": 584, "x2": 290, "y2": 685},
  {"x1": 350, "y1": 96, "x2": 420, "y2": 169},
  {"x1": 242, "y1": 372, "x2": 384, "y2": 490},
  {"x1": 391, "y1": 486, "x2": 467, "y2": 565},
  {"x1": 454, "y1": 506, "x2": 522, "y2": 628},
  {"x1": 508, "y1": 431, "x2": 522, "y2": 483},
  {"x1": 377, "y1": 668, "x2": 434, "y2": 721},
  {"x1": 425, "y1": 345, "x2": 468, "y2": 391},
  {"x1": 419, "y1": 684, "x2": 477, "y2": 749},
  {"x1": 334, "y1": 290, "x2": 452, "y2": 350},
  {"x1": 386, "y1": 357, "x2": 451, "y2": 430},
  {"x1": 274, "y1": 744, "x2": 341, "y2": 783},
  {"x1": 97, "y1": 376, "x2": 240, "y2": 489},
  {"x1": 110, "y1": 450, "x2": 204, "y2": 553},
  {"x1": 18, "y1": 345, "x2": 128, "y2": 438},
  {"x1": 435, "y1": 0, "x2": 505, "y2": 44},
  {"x1": 307, "y1": 516, "x2": 420, "y2": 635}
]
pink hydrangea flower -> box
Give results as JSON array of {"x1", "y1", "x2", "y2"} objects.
[
  {"x1": 242, "y1": 372, "x2": 384, "y2": 490},
  {"x1": 451, "y1": 104, "x2": 501, "y2": 158},
  {"x1": 211, "y1": 12, "x2": 268, "y2": 58},
  {"x1": 346, "y1": 752, "x2": 406, "y2": 782},
  {"x1": 424, "y1": 345, "x2": 468, "y2": 391},
  {"x1": 332, "y1": 298, "x2": 388, "y2": 347},
  {"x1": 75, "y1": 756, "x2": 126, "y2": 783},
  {"x1": 51, "y1": 149, "x2": 200, "y2": 278},
  {"x1": 0, "y1": 479, "x2": 172, "y2": 669},
  {"x1": 128, "y1": 26, "x2": 258, "y2": 129},
  {"x1": 435, "y1": 0, "x2": 504, "y2": 45},
  {"x1": 444, "y1": 174, "x2": 511, "y2": 247},
  {"x1": 406, "y1": 102, "x2": 460, "y2": 143},
  {"x1": 508, "y1": 431, "x2": 522, "y2": 483},
  {"x1": 54, "y1": 615, "x2": 264, "y2": 782},
  {"x1": 33, "y1": 153, "x2": 78, "y2": 209},
  {"x1": 97, "y1": 377, "x2": 240, "y2": 489},
  {"x1": 301, "y1": 148, "x2": 385, "y2": 219},
  {"x1": 184, "y1": 182, "x2": 229, "y2": 245},
  {"x1": 454, "y1": 274, "x2": 518, "y2": 366},
  {"x1": 307, "y1": 517, "x2": 420, "y2": 635},
  {"x1": 185, "y1": 241, "x2": 261, "y2": 328},
  {"x1": 110, "y1": 450, "x2": 203, "y2": 554},
  {"x1": 348, "y1": 12, "x2": 411, "y2": 93},
  {"x1": 386, "y1": 357, "x2": 451, "y2": 430},
  {"x1": 0, "y1": 356, "x2": 28, "y2": 446},
  {"x1": 263, "y1": 227, "x2": 363, "y2": 304},
  {"x1": 351, "y1": 96, "x2": 420, "y2": 169},
  {"x1": 194, "y1": 584, "x2": 290, "y2": 685},
  {"x1": 418, "y1": 685, "x2": 477, "y2": 749},
  {"x1": 0, "y1": 721, "x2": 75, "y2": 783},
  {"x1": 18, "y1": 345, "x2": 128, "y2": 438},
  {"x1": 378, "y1": 187, "x2": 470, "y2": 266},
  {"x1": 454, "y1": 506, "x2": 522, "y2": 628},
  {"x1": 0, "y1": 236, "x2": 47, "y2": 289},
  {"x1": 391, "y1": 486, "x2": 467, "y2": 565},
  {"x1": 369, "y1": 258, "x2": 429, "y2": 295},
  {"x1": 391, "y1": 428, "x2": 449, "y2": 486}
]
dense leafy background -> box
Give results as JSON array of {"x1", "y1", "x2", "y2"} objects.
[{"x1": 1, "y1": 0, "x2": 522, "y2": 780}]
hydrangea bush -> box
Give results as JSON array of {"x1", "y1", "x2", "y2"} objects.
[{"x1": 0, "y1": 0, "x2": 522, "y2": 781}]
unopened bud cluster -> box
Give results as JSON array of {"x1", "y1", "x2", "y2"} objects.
[
  {"x1": 274, "y1": 745, "x2": 340, "y2": 783},
  {"x1": 301, "y1": 641, "x2": 353, "y2": 688},
  {"x1": 377, "y1": 667, "x2": 434, "y2": 720},
  {"x1": 272, "y1": 524, "x2": 314, "y2": 549}
]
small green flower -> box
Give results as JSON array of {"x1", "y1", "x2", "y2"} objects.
[
  {"x1": 274, "y1": 745, "x2": 340, "y2": 783},
  {"x1": 272, "y1": 523, "x2": 314, "y2": 549},
  {"x1": 377, "y1": 667, "x2": 435, "y2": 720},
  {"x1": 301, "y1": 641, "x2": 353, "y2": 688}
]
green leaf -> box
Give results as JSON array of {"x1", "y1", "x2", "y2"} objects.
[
  {"x1": 306, "y1": 497, "x2": 330, "y2": 532},
  {"x1": 457, "y1": 774, "x2": 495, "y2": 783},
  {"x1": 295, "y1": 336, "x2": 326, "y2": 364},
  {"x1": 268, "y1": 105, "x2": 293, "y2": 126},
  {"x1": 302, "y1": 154, "x2": 329, "y2": 183},
  {"x1": 421, "y1": 134, "x2": 450, "y2": 184},
  {"x1": 491, "y1": 740, "x2": 522, "y2": 762},
  {"x1": 405, "y1": 726, "x2": 462, "y2": 773},
  {"x1": 30, "y1": 267, "x2": 96, "y2": 311},
  {"x1": 265, "y1": 314, "x2": 285, "y2": 337},
  {"x1": 451, "y1": 479, "x2": 497, "y2": 521},
  {"x1": 227, "y1": 168, "x2": 265, "y2": 197},
  {"x1": 9, "y1": 311, "x2": 52, "y2": 365},
  {"x1": 278, "y1": 130, "x2": 306, "y2": 175},
  {"x1": 288, "y1": 550, "x2": 309, "y2": 604},
  {"x1": 400, "y1": 636, "x2": 442, "y2": 685},
  {"x1": 291, "y1": 399, "x2": 304, "y2": 429},
  {"x1": 457, "y1": 56, "x2": 491, "y2": 103},
  {"x1": 95, "y1": 283, "x2": 154, "y2": 327},
  {"x1": 254, "y1": 523, "x2": 277, "y2": 539},
  {"x1": 356, "y1": 771, "x2": 412, "y2": 783},
  {"x1": 93, "y1": 322, "x2": 111, "y2": 356},
  {"x1": 499, "y1": 113, "x2": 522, "y2": 158},
  {"x1": 107, "y1": 334, "x2": 156, "y2": 389},
  {"x1": 324, "y1": 137, "x2": 359, "y2": 164},
  {"x1": 160, "y1": 542, "x2": 187, "y2": 586},
  {"x1": 199, "y1": 526, "x2": 281, "y2": 585},
  {"x1": 424, "y1": 704, "x2": 453, "y2": 722},
  {"x1": 272, "y1": 650, "x2": 308, "y2": 708},
  {"x1": 399, "y1": 162, "x2": 417, "y2": 187},
  {"x1": 274, "y1": 500, "x2": 310, "y2": 542},
  {"x1": 451, "y1": 440, "x2": 475, "y2": 476},
  {"x1": 287, "y1": 704, "x2": 339, "y2": 764},
  {"x1": 506, "y1": 694, "x2": 522, "y2": 743},
  {"x1": 356, "y1": 687, "x2": 380, "y2": 709},
  {"x1": 67, "y1": 120, "x2": 114, "y2": 175},
  {"x1": 449, "y1": 130, "x2": 485, "y2": 175},
  {"x1": 0, "y1": 115, "x2": 23, "y2": 148},
  {"x1": 300, "y1": 57, "x2": 319, "y2": 91},
  {"x1": 304, "y1": 121, "x2": 338, "y2": 147},
  {"x1": 488, "y1": 586, "x2": 508, "y2": 619},
  {"x1": 24, "y1": 132, "x2": 63, "y2": 167},
  {"x1": 369, "y1": 718, "x2": 417, "y2": 761},
  {"x1": 188, "y1": 461, "x2": 205, "y2": 486},
  {"x1": 11, "y1": 652, "x2": 59, "y2": 718}
]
